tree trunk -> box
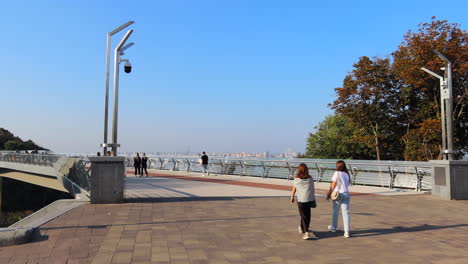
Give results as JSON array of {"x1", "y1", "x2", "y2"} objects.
[{"x1": 374, "y1": 123, "x2": 381, "y2": 160}]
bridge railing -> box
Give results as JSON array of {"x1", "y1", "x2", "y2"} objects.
[
  {"x1": 0, "y1": 152, "x2": 61, "y2": 167},
  {"x1": 0, "y1": 153, "x2": 91, "y2": 195},
  {"x1": 125, "y1": 157, "x2": 432, "y2": 191}
]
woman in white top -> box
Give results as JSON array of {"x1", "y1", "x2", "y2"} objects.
[
  {"x1": 326, "y1": 160, "x2": 352, "y2": 238},
  {"x1": 290, "y1": 163, "x2": 316, "y2": 240}
]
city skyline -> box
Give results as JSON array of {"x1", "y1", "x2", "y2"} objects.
[{"x1": 1, "y1": 0, "x2": 467, "y2": 154}]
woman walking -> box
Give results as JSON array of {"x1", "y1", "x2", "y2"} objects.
[
  {"x1": 290, "y1": 163, "x2": 316, "y2": 240},
  {"x1": 326, "y1": 160, "x2": 352, "y2": 238}
]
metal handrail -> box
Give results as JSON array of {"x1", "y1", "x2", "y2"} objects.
[
  {"x1": 1, "y1": 153, "x2": 432, "y2": 192},
  {"x1": 126, "y1": 156, "x2": 432, "y2": 191},
  {"x1": 0, "y1": 153, "x2": 62, "y2": 167}
]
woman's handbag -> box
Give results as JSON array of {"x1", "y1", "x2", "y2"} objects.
[
  {"x1": 311, "y1": 200, "x2": 317, "y2": 208},
  {"x1": 331, "y1": 172, "x2": 342, "y2": 201},
  {"x1": 331, "y1": 191, "x2": 340, "y2": 201}
]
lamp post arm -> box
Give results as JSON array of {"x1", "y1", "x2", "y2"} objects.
[
  {"x1": 116, "y1": 30, "x2": 134, "y2": 52},
  {"x1": 420, "y1": 67, "x2": 444, "y2": 80},
  {"x1": 109, "y1": 21, "x2": 135, "y2": 36},
  {"x1": 434, "y1": 50, "x2": 451, "y2": 64}
]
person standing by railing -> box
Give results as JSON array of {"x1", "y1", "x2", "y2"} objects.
[
  {"x1": 326, "y1": 160, "x2": 352, "y2": 238},
  {"x1": 141, "y1": 153, "x2": 149, "y2": 177},
  {"x1": 134, "y1": 153, "x2": 141, "y2": 177},
  {"x1": 201, "y1": 152, "x2": 209, "y2": 176},
  {"x1": 290, "y1": 163, "x2": 317, "y2": 240}
]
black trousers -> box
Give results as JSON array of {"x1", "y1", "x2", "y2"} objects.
[
  {"x1": 297, "y1": 201, "x2": 312, "y2": 233},
  {"x1": 142, "y1": 165, "x2": 148, "y2": 175},
  {"x1": 134, "y1": 166, "x2": 141, "y2": 176}
]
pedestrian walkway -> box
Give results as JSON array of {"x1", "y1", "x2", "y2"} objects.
[
  {"x1": 124, "y1": 175, "x2": 292, "y2": 202},
  {"x1": 125, "y1": 169, "x2": 424, "y2": 200},
  {"x1": 1, "y1": 170, "x2": 467, "y2": 264}
]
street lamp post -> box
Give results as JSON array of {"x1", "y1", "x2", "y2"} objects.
[
  {"x1": 421, "y1": 49, "x2": 455, "y2": 160},
  {"x1": 102, "y1": 21, "x2": 134, "y2": 155},
  {"x1": 111, "y1": 29, "x2": 134, "y2": 156}
]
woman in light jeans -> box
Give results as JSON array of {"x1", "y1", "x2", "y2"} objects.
[{"x1": 326, "y1": 160, "x2": 351, "y2": 238}]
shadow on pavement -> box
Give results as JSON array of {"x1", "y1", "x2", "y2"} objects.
[
  {"x1": 37, "y1": 213, "x2": 297, "y2": 232},
  {"x1": 351, "y1": 223, "x2": 468, "y2": 238},
  {"x1": 125, "y1": 196, "x2": 288, "y2": 203},
  {"x1": 313, "y1": 223, "x2": 468, "y2": 239}
]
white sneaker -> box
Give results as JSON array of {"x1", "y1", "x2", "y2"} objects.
[
  {"x1": 328, "y1": 225, "x2": 336, "y2": 232},
  {"x1": 344, "y1": 232, "x2": 350, "y2": 238},
  {"x1": 298, "y1": 226, "x2": 303, "y2": 234},
  {"x1": 302, "y1": 232, "x2": 310, "y2": 240}
]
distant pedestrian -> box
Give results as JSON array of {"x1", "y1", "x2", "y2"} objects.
[
  {"x1": 141, "y1": 153, "x2": 148, "y2": 177},
  {"x1": 326, "y1": 160, "x2": 352, "y2": 238},
  {"x1": 96, "y1": 152, "x2": 101, "y2": 156},
  {"x1": 290, "y1": 163, "x2": 316, "y2": 240},
  {"x1": 200, "y1": 152, "x2": 209, "y2": 176},
  {"x1": 106, "y1": 151, "x2": 112, "y2": 156},
  {"x1": 134, "y1": 153, "x2": 141, "y2": 177}
]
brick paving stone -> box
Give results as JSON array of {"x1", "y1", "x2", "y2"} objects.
[
  {"x1": 131, "y1": 244, "x2": 151, "y2": 261},
  {"x1": 115, "y1": 239, "x2": 135, "y2": 252},
  {"x1": 91, "y1": 253, "x2": 113, "y2": 264},
  {"x1": 111, "y1": 252, "x2": 132, "y2": 264}
]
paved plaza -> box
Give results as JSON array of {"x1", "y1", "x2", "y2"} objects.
[{"x1": 1, "y1": 171, "x2": 467, "y2": 264}]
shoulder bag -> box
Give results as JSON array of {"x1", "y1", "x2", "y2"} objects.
[
  {"x1": 310, "y1": 200, "x2": 317, "y2": 208},
  {"x1": 331, "y1": 172, "x2": 342, "y2": 201}
]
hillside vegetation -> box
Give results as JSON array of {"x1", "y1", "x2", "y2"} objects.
[{"x1": 0, "y1": 128, "x2": 47, "y2": 151}]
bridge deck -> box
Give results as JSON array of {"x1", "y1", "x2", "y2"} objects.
[
  {"x1": 0, "y1": 171, "x2": 67, "y2": 193},
  {"x1": 1, "y1": 171, "x2": 467, "y2": 263}
]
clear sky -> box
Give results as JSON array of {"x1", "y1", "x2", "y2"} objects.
[{"x1": 1, "y1": 0, "x2": 466, "y2": 154}]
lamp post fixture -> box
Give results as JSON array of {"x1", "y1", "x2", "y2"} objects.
[
  {"x1": 101, "y1": 21, "x2": 134, "y2": 155},
  {"x1": 421, "y1": 49, "x2": 455, "y2": 160},
  {"x1": 110, "y1": 29, "x2": 134, "y2": 156}
]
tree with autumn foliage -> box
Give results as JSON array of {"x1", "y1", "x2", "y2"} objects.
[
  {"x1": 330, "y1": 56, "x2": 405, "y2": 160},
  {"x1": 393, "y1": 17, "x2": 467, "y2": 159},
  {"x1": 308, "y1": 18, "x2": 467, "y2": 161}
]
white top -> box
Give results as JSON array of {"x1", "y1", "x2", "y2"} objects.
[
  {"x1": 293, "y1": 177, "x2": 316, "y2": 203},
  {"x1": 331, "y1": 171, "x2": 350, "y2": 193}
]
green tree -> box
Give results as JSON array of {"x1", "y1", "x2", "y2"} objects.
[
  {"x1": 0, "y1": 128, "x2": 21, "y2": 150},
  {"x1": 0, "y1": 128, "x2": 48, "y2": 151},
  {"x1": 304, "y1": 114, "x2": 373, "y2": 159},
  {"x1": 4, "y1": 140, "x2": 21, "y2": 150}
]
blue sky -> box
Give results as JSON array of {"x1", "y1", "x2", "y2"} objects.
[{"x1": 1, "y1": 0, "x2": 466, "y2": 154}]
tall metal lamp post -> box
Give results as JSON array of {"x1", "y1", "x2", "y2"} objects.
[
  {"x1": 421, "y1": 49, "x2": 455, "y2": 160},
  {"x1": 101, "y1": 21, "x2": 134, "y2": 155},
  {"x1": 110, "y1": 30, "x2": 134, "y2": 156}
]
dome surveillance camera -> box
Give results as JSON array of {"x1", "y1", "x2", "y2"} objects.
[{"x1": 124, "y1": 61, "x2": 132, "y2": 73}]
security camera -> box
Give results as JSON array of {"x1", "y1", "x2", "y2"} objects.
[{"x1": 124, "y1": 61, "x2": 132, "y2": 73}]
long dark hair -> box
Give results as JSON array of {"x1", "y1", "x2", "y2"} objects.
[
  {"x1": 296, "y1": 163, "x2": 311, "y2": 179},
  {"x1": 336, "y1": 160, "x2": 351, "y2": 184}
]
